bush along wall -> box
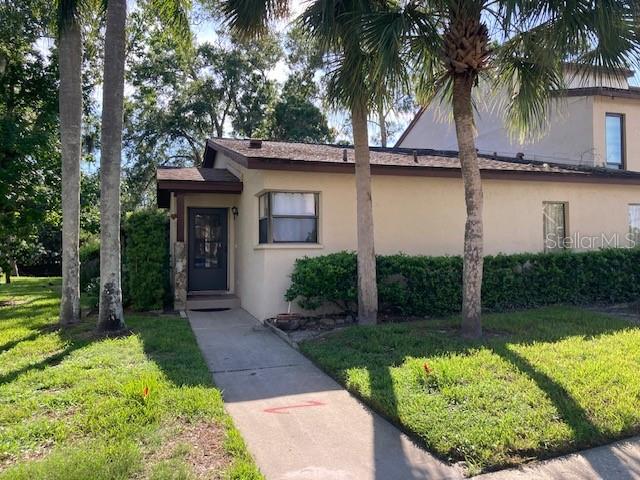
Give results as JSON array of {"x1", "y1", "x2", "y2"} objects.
[
  {"x1": 122, "y1": 209, "x2": 171, "y2": 311},
  {"x1": 80, "y1": 210, "x2": 171, "y2": 311},
  {"x1": 285, "y1": 249, "x2": 640, "y2": 317}
]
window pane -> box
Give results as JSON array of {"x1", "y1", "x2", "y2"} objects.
[
  {"x1": 630, "y1": 205, "x2": 640, "y2": 247},
  {"x1": 543, "y1": 203, "x2": 566, "y2": 252},
  {"x1": 271, "y1": 192, "x2": 315, "y2": 216},
  {"x1": 259, "y1": 218, "x2": 269, "y2": 244},
  {"x1": 272, "y1": 218, "x2": 317, "y2": 243},
  {"x1": 606, "y1": 114, "x2": 623, "y2": 168},
  {"x1": 259, "y1": 194, "x2": 268, "y2": 219}
]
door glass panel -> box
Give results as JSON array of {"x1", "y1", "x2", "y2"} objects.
[{"x1": 194, "y1": 213, "x2": 222, "y2": 268}]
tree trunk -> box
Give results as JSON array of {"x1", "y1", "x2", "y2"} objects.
[
  {"x1": 351, "y1": 104, "x2": 378, "y2": 325},
  {"x1": 59, "y1": 20, "x2": 82, "y2": 325},
  {"x1": 98, "y1": 0, "x2": 127, "y2": 331},
  {"x1": 377, "y1": 99, "x2": 387, "y2": 148},
  {"x1": 452, "y1": 74, "x2": 483, "y2": 339},
  {"x1": 5, "y1": 271, "x2": 10, "y2": 284}
]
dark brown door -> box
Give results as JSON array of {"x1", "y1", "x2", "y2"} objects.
[{"x1": 188, "y1": 208, "x2": 228, "y2": 291}]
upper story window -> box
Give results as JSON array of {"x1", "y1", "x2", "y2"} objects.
[
  {"x1": 605, "y1": 113, "x2": 625, "y2": 169},
  {"x1": 543, "y1": 202, "x2": 568, "y2": 252},
  {"x1": 259, "y1": 192, "x2": 319, "y2": 244}
]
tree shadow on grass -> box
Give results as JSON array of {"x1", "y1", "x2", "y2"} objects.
[
  {"x1": 307, "y1": 309, "x2": 638, "y2": 475},
  {"x1": 132, "y1": 315, "x2": 211, "y2": 388}
]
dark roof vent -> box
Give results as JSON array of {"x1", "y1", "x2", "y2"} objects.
[
  {"x1": 342, "y1": 149, "x2": 348, "y2": 162},
  {"x1": 248, "y1": 139, "x2": 262, "y2": 149}
]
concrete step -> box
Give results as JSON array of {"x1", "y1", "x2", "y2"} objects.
[{"x1": 186, "y1": 294, "x2": 240, "y2": 310}]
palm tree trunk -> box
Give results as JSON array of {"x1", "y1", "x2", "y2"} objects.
[
  {"x1": 98, "y1": 0, "x2": 127, "y2": 331},
  {"x1": 452, "y1": 74, "x2": 483, "y2": 339},
  {"x1": 351, "y1": 103, "x2": 378, "y2": 325},
  {"x1": 377, "y1": 99, "x2": 387, "y2": 148},
  {"x1": 59, "y1": 20, "x2": 82, "y2": 325}
]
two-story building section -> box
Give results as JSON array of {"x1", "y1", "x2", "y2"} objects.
[{"x1": 396, "y1": 65, "x2": 640, "y2": 172}]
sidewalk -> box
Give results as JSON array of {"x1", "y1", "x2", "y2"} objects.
[
  {"x1": 474, "y1": 436, "x2": 640, "y2": 480},
  {"x1": 188, "y1": 308, "x2": 462, "y2": 480}
]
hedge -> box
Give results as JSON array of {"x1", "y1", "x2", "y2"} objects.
[
  {"x1": 122, "y1": 209, "x2": 171, "y2": 310},
  {"x1": 284, "y1": 249, "x2": 640, "y2": 317},
  {"x1": 80, "y1": 209, "x2": 170, "y2": 311}
]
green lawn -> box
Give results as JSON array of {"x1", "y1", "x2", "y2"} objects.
[
  {"x1": 300, "y1": 306, "x2": 640, "y2": 474},
  {"x1": 0, "y1": 277, "x2": 262, "y2": 480}
]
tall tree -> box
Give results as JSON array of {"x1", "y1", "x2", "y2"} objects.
[
  {"x1": 223, "y1": 0, "x2": 397, "y2": 324},
  {"x1": 97, "y1": 0, "x2": 127, "y2": 331},
  {"x1": 124, "y1": 20, "x2": 280, "y2": 208},
  {"x1": 99, "y1": 0, "x2": 191, "y2": 329},
  {"x1": 368, "y1": 0, "x2": 640, "y2": 337},
  {"x1": 57, "y1": 0, "x2": 83, "y2": 325},
  {"x1": 0, "y1": 0, "x2": 59, "y2": 284},
  {"x1": 267, "y1": 71, "x2": 334, "y2": 143}
]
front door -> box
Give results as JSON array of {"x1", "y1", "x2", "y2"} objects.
[{"x1": 188, "y1": 208, "x2": 228, "y2": 291}]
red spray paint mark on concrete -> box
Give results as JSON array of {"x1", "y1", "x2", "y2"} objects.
[{"x1": 263, "y1": 400, "x2": 326, "y2": 414}]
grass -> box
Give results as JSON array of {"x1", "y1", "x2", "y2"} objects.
[
  {"x1": 300, "y1": 306, "x2": 640, "y2": 474},
  {"x1": 0, "y1": 277, "x2": 262, "y2": 479}
]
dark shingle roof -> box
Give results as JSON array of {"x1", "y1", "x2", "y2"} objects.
[
  {"x1": 210, "y1": 138, "x2": 585, "y2": 174},
  {"x1": 208, "y1": 138, "x2": 640, "y2": 184},
  {"x1": 157, "y1": 167, "x2": 240, "y2": 183}
]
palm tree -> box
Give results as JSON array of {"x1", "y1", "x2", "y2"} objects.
[
  {"x1": 223, "y1": 0, "x2": 397, "y2": 324},
  {"x1": 97, "y1": 0, "x2": 192, "y2": 331},
  {"x1": 367, "y1": 0, "x2": 640, "y2": 338},
  {"x1": 57, "y1": 0, "x2": 83, "y2": 326},
  {"x1": 97, "y1": 0, "x2": 127, "y2": 331}
]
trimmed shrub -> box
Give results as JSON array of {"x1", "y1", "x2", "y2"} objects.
[
  {"x1": 79, "y1": 238, "x2": 100, "y2": 292},
  {"x1": 285, "y1": 249, "x2": 640, "y2": 317},
  {"x1": 122, "y1": 209, "x2": 170, "y2": 311}
]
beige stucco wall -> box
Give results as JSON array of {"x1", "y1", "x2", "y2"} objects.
[
  {"x1": 399, "y1": 96, "x2": 598, "y2": 167},
  {"x1": 169, "y1": 154, "x2": 640, "y2": 321},
  {"x1": 592, "y1": 96, "x2": 640, "y2": 172}
]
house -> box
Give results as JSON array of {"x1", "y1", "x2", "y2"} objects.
[
  {"x1": 397, "y1": 65, "x2": 640, "y2": 171},
  {"x1": 157, "y1": 137, "x2": 640, "y2": 320}
]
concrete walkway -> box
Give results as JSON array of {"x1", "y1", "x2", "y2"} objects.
[
  {"x1": 188, "y1": 309, "x2": 462, "y2": 480},
  {"x1": 475, "y1": 437, "x2": 640, "y2": 480}
]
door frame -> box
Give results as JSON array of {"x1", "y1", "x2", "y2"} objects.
[{"x1": 187, "y1": 207, "x2": 230, "y2": 292}]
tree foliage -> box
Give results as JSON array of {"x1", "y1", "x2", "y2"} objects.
[{"x1": 0, "y1": 0, "x2": 60, "y2": 278}]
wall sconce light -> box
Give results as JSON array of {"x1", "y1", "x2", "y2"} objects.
[{"x1": 231, "y1": 206, "x2": 239, "y2": 219}]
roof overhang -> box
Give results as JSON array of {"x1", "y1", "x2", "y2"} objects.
[
  {"x1": 205, "y1": 139, "x2": 640, "y2": 186},
  {"x1": 156, "y1": 179, "x2": 243, "y2": 208}
]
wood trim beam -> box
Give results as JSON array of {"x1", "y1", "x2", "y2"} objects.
[
  {"x1": 176, "y1": 193, "x2": 185, "y2": 242},
  {"x1": 158, "y1": 180, "x2": 243, "y2": 193}
]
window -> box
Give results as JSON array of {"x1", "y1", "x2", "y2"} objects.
[
  {"x1": 605, "y1": 113, "x2": 625, "y2": 169},
  {"x1": 630, "y1": 205, "x2": 640, "y2": 247},
  {"x1": 258, "y1": 192, "x2": 319, "y2": 243},
  {"x1": 543, "y1": 202, "x2": 567, "y2": 252}
]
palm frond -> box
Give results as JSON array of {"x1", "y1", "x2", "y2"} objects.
[
  {"x1": 492, "y1": 28, "x2": 565, "y2": 142},
  {"x1": 221, "y1": 0, "x2": 289, "y2": 38}
]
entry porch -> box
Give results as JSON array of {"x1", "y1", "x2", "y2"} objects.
[{"x1": 157, "y1": 167, "x2": 243, "y2": 311}]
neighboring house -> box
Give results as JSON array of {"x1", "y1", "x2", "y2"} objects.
[
  {"x1": 397, "y1": 65, "x2": 640, "y2": 171},
  {"x1": 157, "y1": 138, "x2": 640, "y2": 320}
]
